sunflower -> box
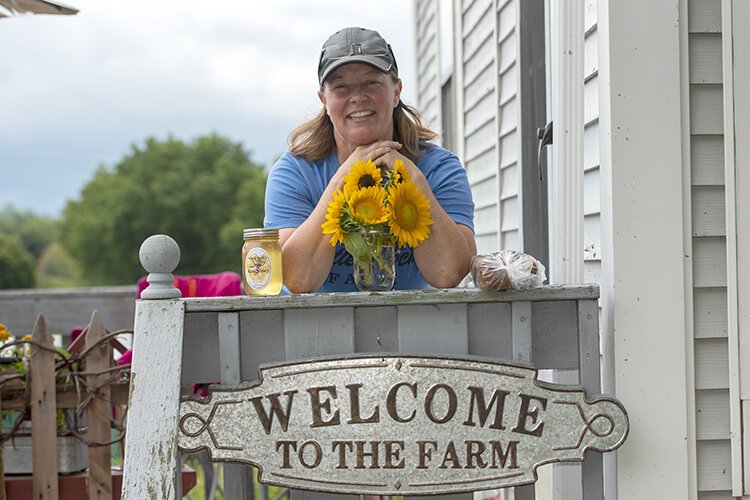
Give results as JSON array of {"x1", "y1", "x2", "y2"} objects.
[
  {"x1": 392, "y1": 159, "x2": 411, "y2": 184},
  {"x1": 344, "y1": 159, "x2": 382, "y2": 196},
  {"x1": 387, "y1": 180, "x2": 432, "y2": 248},
  {"x1": 349, "y1": 185, "x2": 388, "y2": 225},
  {"x1": 321, "y1": 189, "x2": 348, "y2": 247}
]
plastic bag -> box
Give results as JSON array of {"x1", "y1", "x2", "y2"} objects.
[{"x1": 470, "y1": 250, "x2": 547, "y2": 291}]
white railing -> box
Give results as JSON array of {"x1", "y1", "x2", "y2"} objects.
[{"x1": 121, "y1": 235, "x2": 610, "y2": 499}]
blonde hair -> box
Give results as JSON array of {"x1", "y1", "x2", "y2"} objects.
[{"x1": 288, "y1": 98, "x2": 438, "y2": 163}]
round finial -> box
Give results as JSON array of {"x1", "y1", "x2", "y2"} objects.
[
  {"x1": 139, "y1": 234, "x2": 181, "y2": 299},
  {"x1": 140, "y1": 234, "x2": 180, "y2": 274}
]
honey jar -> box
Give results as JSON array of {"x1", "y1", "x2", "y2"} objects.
[{"x1": 242, "y1": 228, "x2": 283, "y2": 295}]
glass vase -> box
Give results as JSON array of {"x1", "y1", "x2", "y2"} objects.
[{"x1": 352, "y1": 229, "x2": 395, "y2": 291}]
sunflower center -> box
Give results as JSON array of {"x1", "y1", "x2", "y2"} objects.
[
  {"x1": 397, "y1": 201, "x2": 419, "y2": 229},
  {"x1": 358, "y1": 175, "x2": 377, "y2": 188},
  {"x1": 354, "y1": 199, "x2": 379, "y2": 220}
]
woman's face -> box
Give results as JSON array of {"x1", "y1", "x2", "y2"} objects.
[{"x1": 318, "y1": 63, "x2": 402, "y2": 155}]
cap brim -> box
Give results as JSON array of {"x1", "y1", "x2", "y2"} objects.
[{"x1": 319, "y1": 56, "x2": 393, "y2": 85}]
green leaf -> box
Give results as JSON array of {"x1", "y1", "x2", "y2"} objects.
[{"x1": 344, "y1": 232, "x2": 371, "y2": 262}]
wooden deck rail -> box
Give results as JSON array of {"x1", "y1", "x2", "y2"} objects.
[{"x1": 121, "y1": 235, "x2": 610, "y2": 500}]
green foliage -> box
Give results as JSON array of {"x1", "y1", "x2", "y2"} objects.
[
  {"x1": 61, "y1": 134, "x2": 267, "y2": 285},
  {"x1": 0, "y1": 205, "x2": 59, "y2": 260},
  {"x1": 36, "y1": 242, "x2": 84, "y2": 288},
  {"x1": 0, "y1": 234, "x2": 36, "y2": 289}
]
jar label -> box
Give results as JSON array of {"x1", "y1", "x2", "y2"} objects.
[{"x1": 245, "y1": 247, "x2": 272, "y2": 290}]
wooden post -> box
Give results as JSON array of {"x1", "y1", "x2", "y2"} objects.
[
  {"x1": 86, "y1": 311, "x2": 112, "y2": 499},
  {"x1": 122, "y1": 235, "x2": 183, "y2": 499},
  {"x1": 30, "y1": 314, "x2": 59, "y2": 500}
]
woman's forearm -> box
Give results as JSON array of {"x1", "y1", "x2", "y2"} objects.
[
  {"x1": 280, "y1": 209, "x2": 336, "y2": 293},
  {"x1": 413, "y1": 195, "x2": 477, "y2": 288},
  {"x1": 279, "y1": 173, "x2": 348, "y2": 293}
]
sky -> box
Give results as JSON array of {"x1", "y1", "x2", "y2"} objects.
[{"x1": 0, "y1": 1, "x2": 416, "y2": 218}]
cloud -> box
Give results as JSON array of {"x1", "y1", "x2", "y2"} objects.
[{"x1": 1, "y1": 1, "x2": 416, "y2": 216}]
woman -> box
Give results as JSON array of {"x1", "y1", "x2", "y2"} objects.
[{"x1": 264, "y1": 27, "x2": 476, "y2": 293}]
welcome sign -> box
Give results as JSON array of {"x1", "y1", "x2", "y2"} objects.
[{"x1": 178, "y1": 355, "x2": 628, "y2": 495}]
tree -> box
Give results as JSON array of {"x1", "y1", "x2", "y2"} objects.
[
  {"x1": 0, "y1": 205, "x2": 59, "y2": 260},
  {"x1": 61, "y1": 134, "x2": 267, "y2": 285},
  {"x1": 0, "y1": 234, "x2": 36, "y2": 289},
  {"x1": 37, "y1": 242, "x2": 84, "y2": 288}
]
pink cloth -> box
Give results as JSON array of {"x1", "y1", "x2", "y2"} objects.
[
  {"x1": 137, "y1": 271, "x2": 243, "y2": 299},
  {"x1": 70, "y1": 327, "x2": 85, "y2": 344},
  {"x1": 135, "y1": 272, "x2": 242, "y2": 396},
  {"x1": 116, "y1": 349, "x2": 132, "y2": 366}
]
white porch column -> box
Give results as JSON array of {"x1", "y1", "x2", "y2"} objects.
[
  {"x1": 598, "y1": 0, "x2": 692, "y2": 499},
  {"x1": 549, "y1": 0, "x2": 584, "y2": 285}
]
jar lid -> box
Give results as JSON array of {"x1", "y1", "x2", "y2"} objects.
[{"x1": 243, "y1": 228, "x2": 279, "y2": 239}]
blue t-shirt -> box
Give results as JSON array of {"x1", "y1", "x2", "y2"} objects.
[{"x1": 264, "y1": 144, "x2": 475, "y2": 292}]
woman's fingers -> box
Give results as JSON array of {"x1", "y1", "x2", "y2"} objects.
[
  {"x1": 370, "y1": 150, "x2": 396, "y2": 170},
  {"x1": 340, "y1": 141, "x2": 405, "y2": 173},
  {"x1": 359, "y1": 141, "x2": 401, "y2": 160}
]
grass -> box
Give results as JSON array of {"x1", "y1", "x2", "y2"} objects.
[{"x1": 182, "y1": 458, "x2": 289, "y2": 500}]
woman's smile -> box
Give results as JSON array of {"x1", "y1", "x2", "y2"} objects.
[{"x1": 348, "y1": 110, "x2": 375, "y2": 121}]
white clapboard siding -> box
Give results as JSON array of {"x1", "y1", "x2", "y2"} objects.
[
  {"x1": 689, "y1": 4, "x2": 731, "y2": 492},
  {"x1": 696, "y1": 440, "x2": 732, "y2": 491},
  {"x1": 583, "y1": 1, "x2": 601, "y2": 283},
  {"x1": 698, "y1": 492, "x2": 734, "y2": 500},
  {"x1": 465, "y1": 91, "x2": 495, "y2": 136},
  {"x1": 693, "y1": 237, "x2": 728, "y2": 288},
  {"x1": 472, "y1": 174, "x2": 499, "y2": 204},
  {"x1": 584, "y1": 26, "x2": 598, "y2": 77},
  {"x1": 689, "y1": 34, "x2": 723, "y2": 84},
  {"x1": 415, "y1": 0, "x2": 441, "y2": 135},
  {"x1": 693, "y1": 287, "x2": 728, "y2": 339},
  {"x1": 688, "y1": 0, "x2": 722, "y2": 33},
  {"x1": 583, "y1": 168, "x2": 601, "y2": 216},
  {"x1": 692, "y1": 186, "x2": 727, "y2": 237},
  {"x1": 690, "y1": 85, "x2": 724, "y2": 135},
  {"x1": 498, "y1": 128, "x2": 518, "y2": 168},
  {"x1": 474, "y1": 203, "x2": 499, "y2": 240},
  {"x1": 462, "y1": 27, "x2": 494, "y2": 85},
  {"x1": 583, "y1": 73, "x2": 599, "y2": 126},
  {"x1": 695, "y1": 338, "x2": 730, "y2": 390},
  {"x1": 497, "y1": 0, "x2": 520, "y2": 252},
  {"x1": 696, "y1": 389, "x2": 731, "y2": 440},
  {"x1": 689, "y1": 46, "x2": 727, "y2": 500},
  {"x1": 499, "y1": 162, "x2": 518, "y2": 200},
  {"x1": 462, "y1": 0, "x2": 499, "y2": 253},
  {"x1": 466, "y1": 147, "x2": 498, "y2": 184},
  {"x1": 583, "y1": 215, "x2": 601, "y2": 261},
  {"x1": 464, "y1": 119, "x2": 495, "y2": 161},
  {"x1": 500, "y1": 197, "x2": 520, "y2": 251},
  {"x1": 475, "y1": 233, "x2": 498, "y2": 254},
  {"x1": 584, "y1": 120, "x2": 600, "y2": 171},
  {"x1": 691, "y1": 135, "x2": 724, "y2": 186}
]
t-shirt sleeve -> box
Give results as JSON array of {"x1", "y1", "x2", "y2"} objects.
[
  {"x1": 263, "y1": 154, "x2": 315, "y2": 229},
  {"x1": 425, "y1": 149, "x2": 475, "y2": 232}
]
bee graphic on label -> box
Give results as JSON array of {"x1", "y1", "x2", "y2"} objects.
[
  {"x1": 245, "y1": 248, "x2": 272, "y2": 289},
  {"x1": 248, "y1": 254, "x2": 268, "y2": 276}
]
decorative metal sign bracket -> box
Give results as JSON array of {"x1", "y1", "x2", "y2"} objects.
[{"x1": 178, "y1": 355, "x2": 628, "y2": 496}]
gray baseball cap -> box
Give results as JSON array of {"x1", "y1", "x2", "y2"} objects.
[{"x1": 318, "y1": 27, "x2": 398, "y2": 85}]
